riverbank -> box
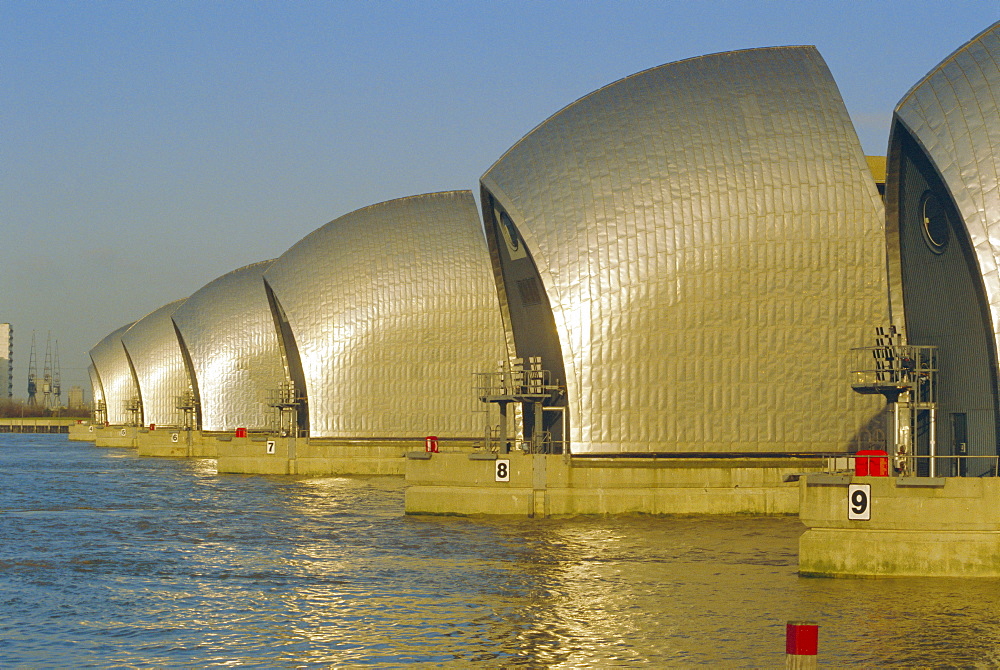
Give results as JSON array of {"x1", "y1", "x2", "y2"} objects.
[{"x1": 0, "y1": 417, "x2": 82, "y2": 433}]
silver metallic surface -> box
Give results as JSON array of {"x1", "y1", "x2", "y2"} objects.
[
  {"x1": 88, "y1": 322, "x2": 138, "y2": 425},
  {"x1": 121, "y1": 299, "x2": 190, "y2": 427},
  {"x1": 482, "y1": 46, "x2": 887, "y2": 454},
  {"x1": 264, "y1": 191, "x2": 506, "y2": 438},
  {"x1": 891, "y1": 22, "x2": 1000, "y2": 363},
  {"x1": 88, "y1": 362, "x2": 103, "y2": 409},
  {"x1": 171, "y1": 261, "x2": 287, "y2": 432}
]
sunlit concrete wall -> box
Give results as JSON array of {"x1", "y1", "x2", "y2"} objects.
[
  {"x1": 886, "y1": 21, "x2": 1000, "y2": 471},
  {"x1": 264, "y1": 191, "x2": 507, "y2": 439},
  {"x1": 88, "y1": 322, "x2": 138, "y2": 425},
  {"x1": 481, "y1": 46, "x2": 887, "y2": 454},
  {"x1": 121, "y1": 298, "x2": 191, "y2": 428},
  {"x1": 172, "y1": 261, "x2": 288, "y2": 432}
]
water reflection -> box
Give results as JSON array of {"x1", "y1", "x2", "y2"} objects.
[{"x1": 4, "y1": 434, "x2": 1000, "y2": 666}]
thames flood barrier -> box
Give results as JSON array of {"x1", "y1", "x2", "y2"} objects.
[{"x1": 75, "y1": 23, "x2": 1000, "y2": 574}]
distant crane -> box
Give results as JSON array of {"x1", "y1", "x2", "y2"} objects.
[
  {"x1": 42, "y1": 334, "x2": 52, "y2": 408},
  {"x1": 52, "y1": 340, "x2": 61, "y2": 409},
  {"x1": 26, "y1": 332, "x2": 37, "y2": 405},
  {"x1": 40, "y1": 333, "x2": 61, "y2": 410},
  {"x1": 26, "y1": 332, "x2": 62, "y2": 409}
]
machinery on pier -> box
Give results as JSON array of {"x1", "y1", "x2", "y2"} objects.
[
  {"x1": 175, "y1": 390, "x2": 198, "y2": 431},
  {"x1": 267, "y1": 381, "x2": 305, "y2": 437},
  {"x1": 475, "y1": 357, "x2": 566, "y2": 454},
  {"x1": 850, "y1": 326, "x2": 939, "y2": 475}
]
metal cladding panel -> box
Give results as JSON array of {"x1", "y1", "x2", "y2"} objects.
[
  {"x1": 892, "y1": 22, "x2": 1000, "y2": 370},
  {"x1": 264, "y1": 191, "x2": 507, "y2": 438},
  {"x1": 88, "y1": 363, "x2": 104, "y2": 407},
  {"x1": 171, "y1": 261, "x2": 287, "y2": 432},
  {"x1": 121, "y1": 299, "x2": 190, "y2": 427},
  {"x1": 88, "y1": 322, "x2": 137, "y2": 425},
  {"x1": 481, "y1": 46, "x2": 887, "y2": 454}
]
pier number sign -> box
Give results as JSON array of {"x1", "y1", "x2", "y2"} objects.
[
  {"x1": 495, "y1": 459, "x2": 510, "y2": 482},
  {"x1": 848, "y1": 483, "x2": 871, "y2": 520},
  {"x1": 266, "y1": 440, "x2": 276, "y2": 455}
]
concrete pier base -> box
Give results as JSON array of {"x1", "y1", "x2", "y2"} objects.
[
  {"x1": 69, "y1": 423, "x2": 97, "y2": 441},
  {"x1": 293, "y1": 442, "x2": 411, "y2": 476},
  {"x1": 92, "y1": 425, "x2": 139, "y2": 448},
  {"x1": 799, "y1": 474, "x2": 1000, "y2": 577},
  {"x1": 405, "y1": 451, "x2": 824, "y2": 516},
  {"x1": 214, "y1": 436, "x2": 300, "y2": 474},
  {"x1": 213, "y1": 439, "x2": 466, "y2": 476},
  {"x1": 136, "y1": 430, "x2": 215, "y2": 458}
]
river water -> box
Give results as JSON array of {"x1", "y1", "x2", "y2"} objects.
[{"x1": 1, "y1": 433, "x2": 999, "y2": 667}]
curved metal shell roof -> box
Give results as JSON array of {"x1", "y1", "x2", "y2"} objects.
[
  {"x1": 891, "y1": 22, "x2": 1000, "y2": 355},
  {"x1": 264, "y1": 191, "x2": 506, "y2": 439},
  {"x1": 482, "y1": 46, "x2": 887, "y2": 454},
  {"x1": 88, "y1": 322, "x2": 138, "y2": 425},
  {"x1": 121, "y1": 298, "x2": 190, "y2": 427},
  {"x1": 171, "y1": 261, "x2": 287, "y2": 432}
]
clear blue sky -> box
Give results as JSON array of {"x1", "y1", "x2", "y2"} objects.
[{"x1": 3, "y1": 0, "x2": 998, "y2": 400}]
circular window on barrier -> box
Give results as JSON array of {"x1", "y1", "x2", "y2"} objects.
[{"x1": 920, "y1": 192, "x2": 950, "y2": 254}]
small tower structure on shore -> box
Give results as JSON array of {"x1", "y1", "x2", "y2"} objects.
[{"x1": 26, "y1": 332, "x2": 37, "y2": 405}]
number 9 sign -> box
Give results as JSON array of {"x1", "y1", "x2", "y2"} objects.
[{"x1": 848, "y1": 484, "x2": 871, "y2": 520}]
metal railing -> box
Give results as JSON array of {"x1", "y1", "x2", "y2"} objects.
[
  {"x1": 474, "y1": 368, "x2": 552, "y2": 401},
  {"x1": 124, "y1": 397, "x2": 143, "y2": 427},
  {"x1": 829, "y1": 453, "x2": 1000, "y2": 477},
  {"x1": 478, "y1": 436, "x2": 569, "y2": 455},
  {"x1": 266, "y1": 382, "x2": 306, "y2": 437},
  {"x1": 906, "y1": 454, "x2": 999, "y2": 478},
  {"x1": 850, "y1": 344, "x2": 938, "y2": 403}
]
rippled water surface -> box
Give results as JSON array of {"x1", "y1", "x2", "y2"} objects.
[{"x1": 2, "y1": 434, "x2": 1000, "y2": 667}]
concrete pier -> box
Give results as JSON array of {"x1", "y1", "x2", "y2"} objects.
[
  {"x1": 68, "y1": 423, "x2": 97, "y2": 441},
  {"x1": 73, "y1": 425, "x2": 215, "y2": 457},
  {"x1": 799, "y1": 474, "x2": 1000, "y2": 577},
  {"x1": 215, "y1": 439, "x2": 481, "y2": 476},
  {"x1": 89, "y1": 425, "x2": 140, "y2": 448},
  {"x1": 405, "y1": 451, "x2": 825, "y2": 516},
  {"x1": 135, "y1": 429, "x2": 215, "y2": 458},
  {"x1": 70, "y1": 425, "x2": 472, "y2": 476}
]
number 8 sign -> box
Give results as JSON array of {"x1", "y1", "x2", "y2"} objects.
[
  {"x1": 496, "y1": 459, "x2": 510, "y2": 482},
  {"x1": 848, "y1": 484, "x2": 871, "y2": 520}
]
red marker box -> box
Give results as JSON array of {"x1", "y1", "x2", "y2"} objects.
[{"x1": 786, "y1": 621, "x2": 818, "y2": 656}]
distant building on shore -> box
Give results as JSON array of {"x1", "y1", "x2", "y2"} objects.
[
  {"x1": 67, "y1": 385, "x2": 85, "y2": 410},
  {"x1": 0, "y1": 324, "x2": 11, "y2": 399}
]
